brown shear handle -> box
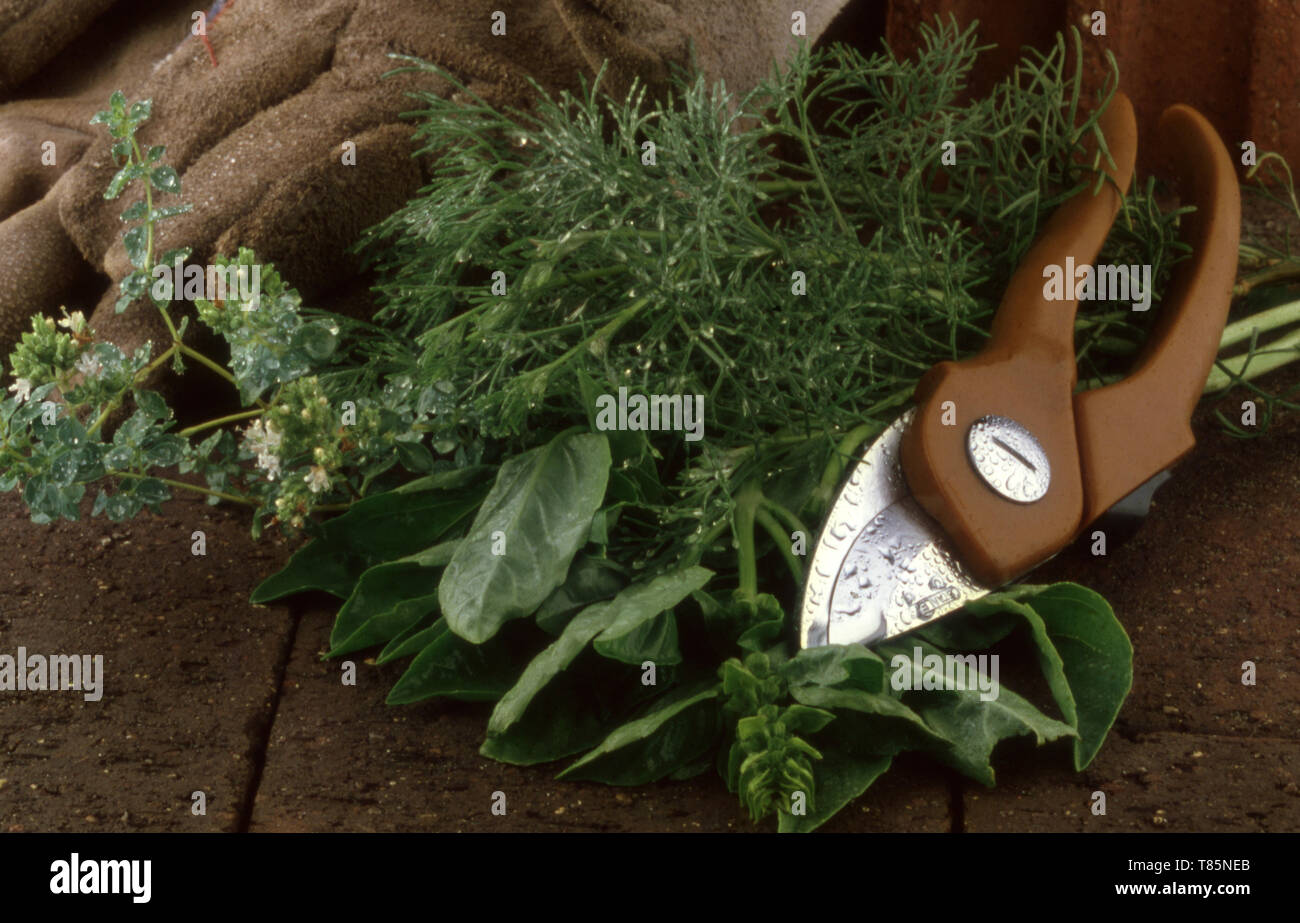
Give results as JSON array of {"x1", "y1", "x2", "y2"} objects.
[
  {"x1": 1074, "y1": 104, "x2": 1240, "y2": 526},
  {"x1": 901, "y1": 93, "x2": 1238, "y2": 587}
]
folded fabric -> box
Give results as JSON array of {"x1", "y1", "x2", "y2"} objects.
[{"x1": 0, "y1": 0, "x2": 850, "y2": 386}]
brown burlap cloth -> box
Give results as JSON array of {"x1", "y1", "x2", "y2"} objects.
[{"x1": 0, "y1": 0, "x2": 851, "y2": 383}]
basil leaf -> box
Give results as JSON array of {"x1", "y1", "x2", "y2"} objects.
[
  {"x1": 251, "y1": 485, "x2": 483, "y2": 602},
  {"x1": 590, "y1": 566, "x2": 710, "y2": 664},
  {"x1": 535, "y1": 554, "x2": 627, "y2": 635},
  {"x1": 326, "y1": 541, "x2": 457, "y2": 656},
  {"x1": 558, "y1": 684, "x2": 721, "y2": 785},
  {"x1": 385, "y1": 620, "x2": 520, "y2": 704},
  {"x1": 440, "y1": 431, "x2": 611, "y2": 643},
  {"x1": 488, "y1": 566, "x2": 710, "y2": 738},
  {"x1": 780, "y1": 644, "x2": 886, "y2": 694},
  {"x1": 376, "y1": 611, "x2": 442, "y2": 665},
  {"x1": 984, "y1": 583, "x2": 1132, "y2": 769},
  {"x1": 878, "y1": 639, "x2": 1076, "y2": 786},
  {"x1": 593, "y1": 609, "x2": 681, "y2": 665}
]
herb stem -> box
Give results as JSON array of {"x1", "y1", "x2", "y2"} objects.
[
  {"x1": 128, "y1": 137, "x2": 180, "y2": 344},
  {"x1": 1219, "y1": 298, "x2": 1300, "y2": 350},
  {"x1": 109, "y1": 469, "x2": 257, "y2": 506},
  {"x1": 1204, "y1": 327, "x2": 1300, "y2": 392},
  {"x1": 178, "y1": 343, "x2": 237, "y2": 386},
  {"x1": 178, "y1": 408, "x2": 262, "y2": 438},
  {"x1": 733, "y1": 480, "x2": 762, "y2": 603},
  {"x1": 755, "y1": 505, "x2": 802, "y2": 583}
]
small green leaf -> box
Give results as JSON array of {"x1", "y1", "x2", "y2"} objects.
[
  {"x1": 104, "y1": 165, "x2": 135, "y2": 200},
  {"x1": 122, "y1": 227, "x2": 149, "y2": 271},
  {"x1": 120, "y1": 200, "x2": 148, "y2": 223},
  {"x1": 133, "y1": 389, "x2": 170, "y2": 421},
  {"x1": 142, "y1": 435, "x2": 186, "y2": 467},
  {"x1": 149, "y1": 165, "x2": 180, "y2": 194},
  {"x1": 117, "y1": 269, "x2": 150, "y2": 313},
  {"x1": 133, "y1": 477, "x2": 169, "y2": 506},
  {"x1": 394, "y1": 439, "x2": 434, "y2": 474}
]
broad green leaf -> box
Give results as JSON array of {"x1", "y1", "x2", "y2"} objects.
[
  {"x1": 386, "y1": 620, "x2": 521, "y2": 704},
  {"x1": 326, "y1": 541, "x2": 456, "y2": 656},
  {"x1": 488, "y1": 567, "x2": 708, "y2": 737},
  {"x1": 251, "y1": 485, "x2": 483, "y2": 602},
  {"x1": 376, "y1": 611, "x2": 441, "y2": 665},
  {"x1": 982, "y1": 583, "x2": 1132, "y2": 769},
  {"x1": 590, "y1": 565, "x2": 710, "y2": 664},
  {"x1": 789, "y1": 684, "x2": 943, "y2": 752},
  {"x1": 780, "y1": 644, "x2": 885, "y2": 693},
  {"x1": 878, "y1": 639, "x2": 1076, "y2": 786},
  {"x1": 486, "y1": 600, "x2": 618, "y2": 737},
  {"x1": 558, "y1": 684, "x2": 721, "y2": 785},
  {"x1": 593, "y1": 609, "x2": 681, "y2": 665},
  {"x1": 440, "y1": 431, "x2": 611, "y2": 643},
  {"x1": 479, "y1": 669, "x2": 614, "y2": 765},
  {"x1": 535, "y1": 554, "x2": 627, "y2": 635}
]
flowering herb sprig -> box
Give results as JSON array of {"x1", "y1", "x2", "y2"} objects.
[{"x1": 0, "y1": 93, "x2": 438, "y2": 534}]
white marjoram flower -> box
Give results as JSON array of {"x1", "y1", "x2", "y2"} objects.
[
  {"x1": 74, "y1": 352, "x2": 103, "y2": 379},
  {"x1": 242, "y1": 419, "x2": 283, "y2": 481},
  {"x1": 57, "y1": 311, "x2": 87, "y2": 334},
  {"x1": 304, "y1": 465, "x2": 330, "y2": 494}
]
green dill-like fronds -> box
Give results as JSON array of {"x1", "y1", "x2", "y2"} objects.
[{"x1": 346, "y1": 21, "x2": 1188, "y2": 570}]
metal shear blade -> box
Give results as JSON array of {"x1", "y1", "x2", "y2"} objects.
[{"x1": 799, "y1": 410, "x2": 988, "y2": 648}]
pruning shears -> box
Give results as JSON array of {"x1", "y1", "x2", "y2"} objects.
[{"x1": 800, "y1": 91, "x2": 1240, "y2": 648}]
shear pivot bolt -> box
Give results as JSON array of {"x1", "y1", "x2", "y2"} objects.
[{"x1": 966, "y1": 415, "x2": 1051, "y2": 503}]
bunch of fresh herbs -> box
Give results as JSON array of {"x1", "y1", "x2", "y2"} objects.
[{"x1": 3, "y1": 21, "x2": 1299, "y2": 830}]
